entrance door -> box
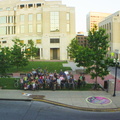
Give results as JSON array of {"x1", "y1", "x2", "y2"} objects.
[{"x1": 53, "y1": 48, "x2": 57, "y2": 59}]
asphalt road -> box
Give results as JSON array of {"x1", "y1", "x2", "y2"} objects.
[
  {"x1": 0, "y1": 100, "x2": 120, "y2": 120},
  {"x1": 109, "y1": 67, "x2": 120, "y2": 79}
]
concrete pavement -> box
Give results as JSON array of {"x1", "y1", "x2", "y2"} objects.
[{"x1": 0, "y1": 90, "x2": 120, "y2": 112}]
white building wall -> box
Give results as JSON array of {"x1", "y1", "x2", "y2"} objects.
[
  {"x1": 0, "y1": 0, "x2": 76, "y2": 60},
  {"x1": 99, "y1": 11, "x2": 120, "y2": 59}
]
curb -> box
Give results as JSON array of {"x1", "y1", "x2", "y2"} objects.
[
  {"x1": 0, "y1": 98, "x2": 32, "y2": 101},
  {"x1": 33, "y1": 98, "x2": 120, "y2": 112}
]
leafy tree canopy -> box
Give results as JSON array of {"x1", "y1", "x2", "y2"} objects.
[
  {"x1": 67, "y1": 27, "x2": 111, "y2": 86},
  {"x1": 11, "y1": 38, "x2": 29, "y2": 69},
  {"x1": 26, "y1": 39, "x2": 38, "y2": 60}
]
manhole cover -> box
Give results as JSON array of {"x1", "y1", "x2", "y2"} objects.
[{"x1": 86, "y1": 96, "x2": 112, "y2": 105}]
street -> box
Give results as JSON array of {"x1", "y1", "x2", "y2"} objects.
[
  {"x1": 108, "y1": 67, "x2": 120, "y2": 79},
  {"x1": 0, "y1": 100, "x2": 120, "y2": 120}
]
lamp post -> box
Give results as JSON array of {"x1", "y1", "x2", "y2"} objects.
[{"x1": 113, "y1": 50, "x2": 119, "y2": 97}]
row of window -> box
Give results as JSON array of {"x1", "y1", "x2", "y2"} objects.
[
  {"x1": 0, "y1": 38, "x2": 60, "y2": 44},
  {"x1": 0, "y1": 23, "x2": 69, "y2": 35},
  {"x1": 20, "y1": 24, "x2": 41, "y2": 33},
  {"x1": 0, "y1": 3, "x2": 44, "y2": 11},
  {"x1": 0, "y1": 7, "x2": 11, "y2": 11},
  {"x1": 100, "y1": 22, "x2": 111, "y2": 30},
  {"x1": 0, "y1": 41, "x2": 7, "y2": 44},
  {"x1": 20, "y1": 12, "x2": 70, "y2": 32},
  {"x1": 77, "y1": 37, "x2": 87, "y2": 39},
  {"x1": 0, "y1": 26, "x2": 15, "y2": 35},
  {"x1": 0, "y1": 40, "x2": 41, "y2": 44},
  {"x1": 18, "y1": 3, "x2": 44, "y2": 9},
  {"x1": 20, "y1": 13, "x2": 41, "y2": 22},
  {"x1": 78, "y1": 41, "x2": 87, "y2": 43},
  {"x1": 0, "y1": 14, "x2": 41, "y2": 24},
  {"x1": 0, "y1": 16, "x2": 15, "y2": 24},
  {"x1": 0, "y1": 12, "x2": 70, "y2": 33}
]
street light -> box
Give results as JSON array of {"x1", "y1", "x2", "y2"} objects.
[{"x1": 113, "y1": 50, "x2": 119, "y2": 97}]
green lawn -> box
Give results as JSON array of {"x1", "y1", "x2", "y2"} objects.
[
  {"x1": 8, "y1": 61, "x2": 71, "y2": 73},
  {"x1": 0, "y1": 78, "x2": 16, "y2": 89}
]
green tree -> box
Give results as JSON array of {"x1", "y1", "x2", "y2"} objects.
[
  {"x1": 26, "y1": 39, "x2": 38, "y2": 61},
  {"x1": 67, "y1": 38, "x2": 80, "y2": 58},
  {"x1": 67, "y1": 38, "x2": 93, "y2": 67},
  {"x1": 0, "y1": 47, "x2": 12, "y2": 77},
  {"x1": 11, "y1": 38, "x2": 29, "y2": 70},
  {"x1": 67, "y1": 27, "x2": 111, "y2": 89},
  {"x1": 86, "y1": 28, "x2": 110, "y2": 84}
]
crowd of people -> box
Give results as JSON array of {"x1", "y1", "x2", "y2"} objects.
[{"x1": 19, "y1": 67, "x2": 86, "y2": 91}]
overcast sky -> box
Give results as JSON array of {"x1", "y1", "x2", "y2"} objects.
[{"x1": 48, "y1": 0, "x2": 120, "y2": 33}]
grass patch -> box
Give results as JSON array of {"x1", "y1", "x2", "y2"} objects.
[
  {"x1": 8, "y1": 61, "x2": 71, "y2": 73},
  {"x1": 0, "y1": 78, "x2": 18, "y2": 89}
]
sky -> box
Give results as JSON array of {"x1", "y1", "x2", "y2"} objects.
[{"x1": 48, "y1": 0, "x2": 120, "y2": 33}]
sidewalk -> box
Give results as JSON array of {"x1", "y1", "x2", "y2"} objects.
[
  {"x1": 0, "y1": 89, "x2": 120, "y2": 112},
  {"x1": 63, "y1": 61, "x2": 120, "y2": 91}
]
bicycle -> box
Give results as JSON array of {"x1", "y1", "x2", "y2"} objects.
[{"x1": 14, "y1": 78, "x2": 20, "y2": 88}]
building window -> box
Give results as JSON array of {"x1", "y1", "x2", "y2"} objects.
[
  {"x1": 28, "y1": 40, "x2": 31, "y2": 44},
  {"x1": 37, "y1": 3, "x2": 41, "y2": 7},
  {"x1": 2, "y1": 41, "x2": 7, "y2": 43},
  {"x1": 109, "y1": 22, "x2": 111, "y2": 30},
  {"x1": 8, "y1": 16, "x2": 13, "y2": 23},
  {"x1": 6, "y1": 7, "x2": 10, "y2": 10},
  {"x1": 66, "y1": 13, "x2": 70, "y2": 20},
  {"x1": 13, "y1": 16, "x2": 16, "y2": 23},
  {"x1": 37, "y1": 24, "x2": 41, "y2": 32},
  {"x1": 20, "y1": 25, "x2": 24, "y2": 33},
  {"x1": 37, "y1": 14, "x2": 41, "y2": 21},
  {"x1": 0, "y1": 8, "x2": 3, "y2": 11},
  {"x1": 28, "y1": 24, "x2": 33, "y2": 32},
  {"x1": 14, "y1": 26, "x2": 16, "y2": 34},
  {"x1": 20, "y1": 4, "x2": 24, "y2": 9},
  {"x1": 28, "y1": 14, "x2": 33, "y2": 21},
  {"x1": 107, "y1": 23, "x2": 109, "y2": 30},
  {"x1": 10, "y1": 26, "x2": 12, "y2": 34},
  {"x1": 20, "y1": 40, "x2": 24, "y2": 44},
  {"x1": 50, "y1": 12, "x2": 59, "y2": 32},
  {"x1": 67, "y1": 24, "x2": 70, "y2": 32},
  {"x1": 0, "y1": 27, "x2": 6, "y2": 35},
  {"x1": 0, "y1": 16, "x2": 6, "y2": 24},
  {"x1": 36, "y1": 39, "x2": 41, "y2": 44},
  {"x1": 50, "y1": 38, "x2": 60, "y2": 43},
  {"x1": 109, "y1": 33, "x2": 111, "y2": 41},
  {"x1": 28, "y1": 4, "x2": 33, "y2": 8},
  {"x1": 20, "y1": 15, "x2": 24, "y2": 22}
]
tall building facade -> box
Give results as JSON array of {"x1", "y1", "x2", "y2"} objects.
[
  {"x1": 76, "y1": 32, "x2": 88, "y2": 47},
  {"x1": 0, "y1": 0, "x2": 76, "y2": 60},
  {"x1": 99, "y1": 11, "x2": 120, "y2": 59},
  {"x1": 86, "y1": 12, "x2": 111, "y2": 31}
]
